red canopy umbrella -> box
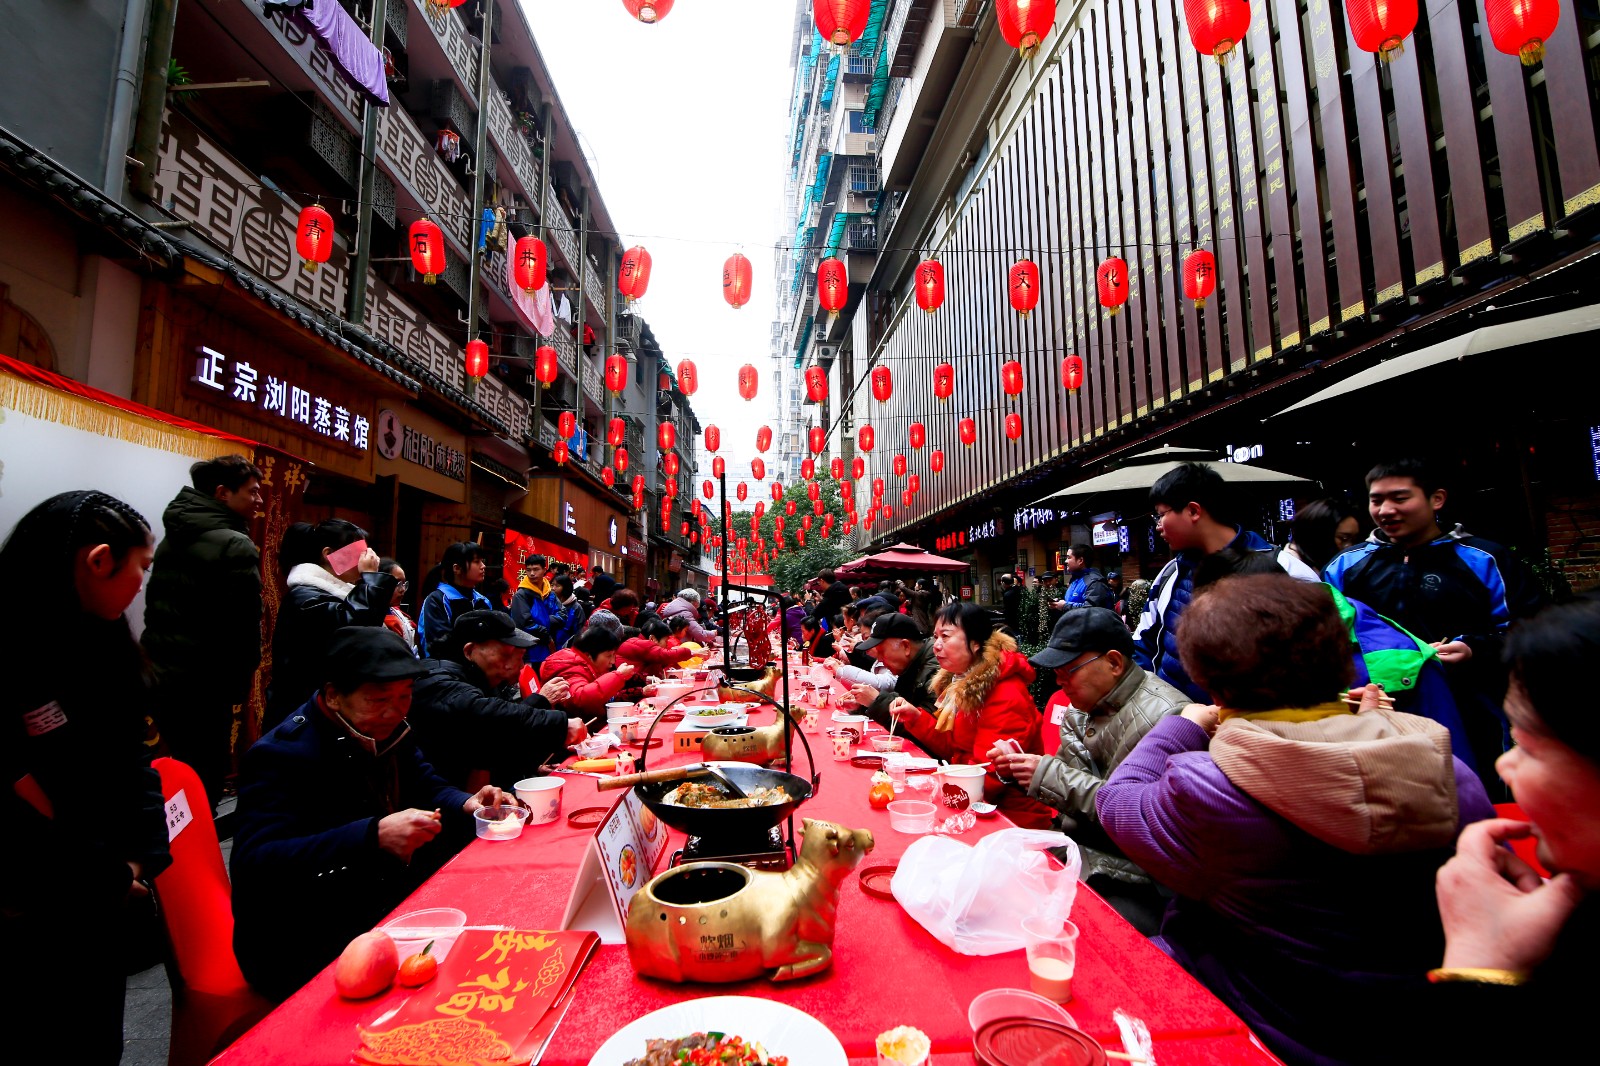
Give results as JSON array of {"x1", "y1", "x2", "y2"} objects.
[{"x1": 835, "y1": 542, "x2": 971, "y2": 578}]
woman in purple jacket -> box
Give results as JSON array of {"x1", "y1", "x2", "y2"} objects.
[{"x1": 1097, "y1": 574, "x2": 1493, "y2": 1066}]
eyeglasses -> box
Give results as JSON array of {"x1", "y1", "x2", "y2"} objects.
[
  {"x1": 1150, "y1": 509, "x2": 1174, "y2": 525},
  {"x1": 1062, "y1": 653, "x2": 1103, "y2": 676},
  {"x1": 396, "y1": 580, "x2": 409, "y2": 591}
]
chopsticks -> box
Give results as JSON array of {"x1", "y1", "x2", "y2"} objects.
[
  {"x1": 1103, "y1": 1052, "x2": 1150, "y2": 1064},
  {"x1": 1341, "y1": 694, "x2": 1396, "y2": 709}
]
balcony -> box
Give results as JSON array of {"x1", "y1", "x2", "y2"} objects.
[
  {"x1": 584, "y1": 270, "x2": 607, "y2": 321},
  {"x1": 411, "y1": 0, "x2": 480, "y2": 91},
  {"x1": 580, "y1": 358, "x2": 603, "y2": 411},
  {"x1": 486, "y1": 89, "x2": 541, "y2": 200},
  {"x1": 546, "y1": 185, "x2": 580, "y2": 269}
]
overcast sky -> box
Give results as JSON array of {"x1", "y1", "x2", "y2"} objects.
[{"x1": 527, "y1": 0, "x2": 798, "y2": 489}]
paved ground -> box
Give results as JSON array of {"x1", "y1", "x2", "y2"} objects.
[{"x1": 123, "y1": 795, "x2": 236, "y2": 1065}]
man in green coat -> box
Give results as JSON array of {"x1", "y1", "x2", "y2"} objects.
[{"x1": 143, "y1": 455, "x2": 264, "y2": 805}]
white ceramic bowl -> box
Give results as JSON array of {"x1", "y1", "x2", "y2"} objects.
[
  {"x1": 685, "y1": 708, "x2": 738, "y2": 728},
  {"x1": 513, "y1": 777, "x2": 564, "y2": 824},
  {"x1": 886, "y1": 799, "x2": 937, "y2": 834}
]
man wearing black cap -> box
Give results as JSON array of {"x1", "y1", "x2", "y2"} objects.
[
  {"x1": 989, "y1": 607, "x2": 1189, "y2": 934},
  {"x1": 853, "y1": 612, "x2": 939, "y2": 734},
  {"x1": 230, "y1": 628, "x2": 508, "y2": 1000},
  {"x1": 417, "y1": 541, "x2": 492, "y2": 657},
  {"x1": 408, "y1": 610, "x2": 587, "y2": 789}
]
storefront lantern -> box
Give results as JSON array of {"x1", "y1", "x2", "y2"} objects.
[
  {"x1": 830, "y1": 456, "x2": 845, "y2": 480},
  {"x1": 1008, "y1": 258, "x2": 1040, "y2": 316},
  {"x1": 1182, "y1": 249, "x2": 1216, "y2": 308},
  {"x1": 772, "y1": 481, "x2": 784, "y2": 501},
  {"x1": 914, "y1": 259, "x2": 945, "y2": 313},
  {"x1": 602, "y1": 466, "x2": 615, "y2": 487},
  {"x1": 908, "y1": 422, "x2": 926, "y2": 449},
  {"x1": 933, "y1": 362, "x2": 954, "y2": 401},
  {"x1": 604, "y1": 354, "x2": 628, "y2": 394},
  {"x1": 705, "y1": 425, "x2": 721, "y2": 452},
  {"x1": 465, "y1": 339, "x2": 489, "y2": 379},
  {"x1": 512, "y1": 236, "x2": 547, "y2": 293},
  {"x1": 1061, "y1": 354, "x2": 1085, "y2": 395},
  {"x1": 1001, "y1": 360, "x2": 1025, "y2": 399},
  {"x1": 1183, "y1": 0, "x2": 1251, "y2": 57},
  {"x1": 809, "y1": 426, "x2": 826, "y2": 454},
  {"x1": 751, "y1": 457, "x2": 766, "y2": 480},
  {"x1": 801, "y1": 457, "x2": 816, "y2": 481},
  {"x1": 657, "y1": 422, "x2": 676, "y2": 451},
  {"x1": 664, "y1": 452, "x2": 680, "y2": 477},
  {"x1": 722, "y1": 252, "x2": 753, "y2": 309},
  {"x1": 296, "y1": 204, "x2": 335, "y2": 272},
  {"x1": 676, "y1": 359, "x2": 699, "y2": 396},
  {"x1": 738, "y1": 364, "x2": 759, "y2": 400},
  {"x1": 997, "y1": 0, "x2": 1057, "y2": 56},
  {"x1": 552, "y1": 440, "x2": 569, "y2": 465},
  {"x1": 702, "y1": 480, "x2": 715, "y2": 500},
  {"x1": 616, "y1": 448, "x2": 630, "y2": 474},
  {"x1": 902, "y1": 489, "x2": 914, "y2": 507},
  {"x1": 930, "y1": 448, "x2": 945, "y2": 474},
  {"x1": 858, "y1": 424, "x2": 875, "y2": 452},
  {"x1": 813, "y1": 500, "x2": 825, "y2": 516},
  {"x1": 1097, "y1": 257, "x2": 1129, "y2": 314},
  {"x1": 807, "y1": 481, "x2": 821, "y2": 502},
  {"x1": 755, "y1": 425, "x2": 772, "y2": 452},
  {"x1": 851, "y1": 456, "x2": 866, "y2": 479},
  {"x1": 805, "y1": 364, "x2": 828, "y2": 404},
  {"x1": 631, "y1": 473, "x2": 646, "y2": 494},
  {"x1": 737, "y1": 482, "x2": 748, "y2": 502},
  {"x1": 959, "y1": 417, "x2": 977, "y2": 447},
  {"x1": 786, "y1": 500, "x2": 797, "y2": 516},
  {"x1": 623, "y1": 0, "x2": 674, "y2": 21},
  {"x1": 408, "y1": 218, "x2": 446, "y2": 284},
  {"x1": 870, "y1": 365, "x2": 893, "y2": 403},
  {"x1": 1005, "y1": 412, "x2": 1023, "y2": 440},
  {"x1": 872, "y1": 476, "x2": 885, "y2": 498},
  {"x1": 1486, "y1": 0, "x2": 1560, "y2": 65},
  {"x1": 893, "y1": 454, "x2": 908, "y2": 478},
  {"x1": 754, "y1": 501, "x2": 766, "y2": 519},
  {"x1": 813, "y1": 0, "x2": 871, "y2": 47},
  {"x1": 535, "y1": 346, "x2": 559, "y2": 387},
  {"x1": 558, "y1": 410, "x2": 577, "y2": 439},
  {"x1": 618, "y1": 245, "x2": 652, "y2": 302},
  {"x1": 1346, "y1": 0, "x2": 1417, "y2": 60},
  {"x1": 712, "y1": 456, "x2": 726, "y2": 478},
  {"x1": 817, "y1": 257, "x2": 848, "y2": 320}
]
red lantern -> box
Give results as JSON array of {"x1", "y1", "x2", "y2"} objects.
[
  {"x1": 600, "y1": 417, "x2": 620, "y2": 448},
  {"x1": 602, "y1": 466, "x2": 615, "y2": 487},
  {"x1": 712, "y1": 456, "x2": 726, "y2": 478},
  {"x1": 737, "y1": 482, "x2": 748, "y2": 502},
  {"x1": 676, "y1": 359, "x2": 699, "y2": 396},
  {"x1": 408, "y1": 218, "x2": 446, "y2": 284},
  {"x1": 616, "y1": 448, "x2": 630, "y2": 474},
  {"x1": 738, "y1": 364, "x2": 759, "y2": 401},
  {"x1": 870, "y1": 365, "x2": 893, "y2": 403},
  {"x1": 1061, "y1": 354, "x2": 1085, "y2": 395},
  {"x1": 893, "y1": 454, "x2": 908, "y2": 478},
  {"x1": 465, "y1": 339, "x2": 489, "y2": 379},
  {"x1": 772, "y1": 482, "x2": 784, "y2": 501},
  {"x1": 552, "y1": 441, "x2": 569, "y2": 465},
  {"x1": 786, "y1": 500, "x2": 797, "y2": 516},
  {"x1": 1486, "y1": 0, "x2": 1560, "y2": 65},
  {"x1": 1001, "y1": 360, "x2": 1024, "y2": 398},
  {"x1": 882, "y1": 506, "x2": 893, "y2": 523},
  {"x1": 807, "y1": 481, "x2": 821, "y2": 502},
  {"x1": 657, "y1": 422, "x2": 676, "y2": 451},
  {"x1": 664, "y1": 453, "x2": 680, "y2": 476},
  {"x1": 755, "y1": 425, "x2": 772, "y2": 452},
  {"x1": 858, "y1": 425, "x2": 875, "y2": 452},
  {"x1": 812, "y1": 500, "x2": 825, "y2": 517},
  {"x1": 914, "y1": 260, "x2": 945, "y2": 313},
  {"x1": 829, "y1": 457, "x2": 845, "y2": 480},
  {"x1": 1097, "y1": 257, "x2": 1129, "y2": 314},
  {"x1": 908, "y1": 422, "x2": 926, "y2": 450},
  {"x1": 752, "y1": 458, "x2": 766, "y2": 480},
  {"x1": 722, "y1": 253, "x2": 753, "y2": 309},
  {"x1": 804, "y1": 364, "x2": 828, "y2": 404},
  {"x1": 775, "y1": 515, "x2": 786, "y2": 532},
  {"x1": 689, "y1": 531, "x2": 699, "y2": 545},
  {"x1": 908, "y1": 473, "x2": 921, "y2": 494},
  {"x1": 1009, "y1": 259, "x2": 1040, "y2": 316},
  {"x1": 1182, "y1": 249, "x2": 1216, "y2": 308},
  {"x1": 618, "y1": 245, "x2": 652, "y2": 302},
  {"x1": 996, "y1": 0, "x2": 1057, "y2": 56},
  {"x1": 959, "y1": 418, "x2": 977, "y2": 447},
  {"x1": 901, "y1": 489, "x2": 914, "y2": 508},
  {"x1": 605, "y1": 354, "x2": 628, "y2": 394},
  {"x1": 851, "y1": 456, "x2": 865, "y2": 479},
  {"x1": 622, "y1": 0, "x2": 674, "y2": 22},
  {"x1": 801, "y1": 458, "x2": 816, "y2": 480},
  {"x1": 809, "y1": 426, "x2": 826, "y2": 454},
  {"x1": 1005, "y1": 412, "x2": 1023, "y2": 440},
  {"x1": 933, "y1": 362, "x2": 955, "y2": 401},
  {"x1": 801, "y1": 514, "x2": 813, "y2": 531},
  {"x1": 534, "y1": 346, "x2": 559, "y2": 388},
  {"x1": 702, "y1": 480, "x2": 715, "y2": 500},
  {"x1": 558, "y1": 410, "x2": 576, "y2": 439},
  {"x1": 930, "y1": 449, "x2": 945, "y2": 474},
  {"x1": 664, "y1": 478, "x2": 678, "y2": 499},
  {"x1": 1183, "y1": 0, "x2": 1251, "y2": 56},
  {"x1": 631, "y1": 474, "x2": 645, "y2": 495},
  {"x1": 680, "y1": 521, "x2": 690, "y2": 536},
  {"x1": 1346, "y1": 0, "x2": 1417, "y2": 60},
  {"x1": 296, "y1": 204, "x2": 335, "y2": 272},
  {"x1": 813, "y1": 0, "x2": 870, "y2": 46},
  {"x1": 705, "y1": 425, "x2": 721, "y2": 452},
  {"x1": 512, "y1": 236, "x2": 547, "y2": 293},
  {"x1": 817, "y1": 257, "x2": 848, "y2": 319},
  {"x1": 754, "y1": 501, "x2": 765, "y2": 519}
]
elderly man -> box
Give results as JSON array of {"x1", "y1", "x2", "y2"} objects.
[
  {"x1": 231, "y1": 628, "x2": 507, "y2": 1000},
  {"x1": 658, "y1": 587, "x2": 714, "y2": 645},
  {"x1": 408, "y1": 611, "x2": 586, "y2": 790},
  {"x1": 990, "y1": 608, "x2": 1188, "y2": 934},
  {"x1": 852, "y1": 613, "x2": 938, "y2": 732}
]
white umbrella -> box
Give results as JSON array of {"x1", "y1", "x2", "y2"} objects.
[{"x1": 1026, "y1": 448, "x2": 1314, "y2": 508}]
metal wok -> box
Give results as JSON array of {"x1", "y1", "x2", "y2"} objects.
[{"x1": 627, "y1": 763, "x2": 814, "y2": 839}]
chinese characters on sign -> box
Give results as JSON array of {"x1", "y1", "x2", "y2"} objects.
[
  {"x1": 1012, "y1": 506, "x2": 1058, "y2": 532},
  {"x1": 194, "y1": 346, "x2": 369, "y2": 450}
]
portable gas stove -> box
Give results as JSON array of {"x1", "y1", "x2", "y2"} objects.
[{"x1": 672, "y1": 825, "x2": 794, "y2": 871}]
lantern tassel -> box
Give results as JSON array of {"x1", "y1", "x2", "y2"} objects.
[
  {"x1": 302, "y1": 261, "x2": 318, "y2": 274},
  {"x1": 1193, "y1": 297, "x2": 1207, "y2": 309},
  {"x1": 1521, "y1": 41, "x2": 1545, "y2": 67},
  {"x1": 1107, "y1": 306, "x2": 1121, "y2": 317},
  {"x1": 1380, "y1": 39, "x2": 1405, "y2": 63},
  {"x1": 424, "y1": 274, "x2": 438, "y2": 285}
]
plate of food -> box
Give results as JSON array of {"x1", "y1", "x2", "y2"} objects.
[{"x1": 588, "y1": 996, "x2": 844, "y2": 1066}]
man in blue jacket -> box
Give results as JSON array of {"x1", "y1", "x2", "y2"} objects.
[
  {"x1": 230, "y1": 628, "x2": 505, "y2": 1000},
  {"x1": 1323, "y1": 457, "x2": 1546, "y2": 785},
  {"x1": 417, "y1": 541, "x2": 492, "y2": 657},
  {"x1": 509, "y1": 553, "x2": 566, "y2": 665},
  {"x1": 1132, "y1": 463, "x2": 1275, "y2": 702}
]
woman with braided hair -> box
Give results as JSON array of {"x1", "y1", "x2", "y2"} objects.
[{"x1": 1, "y1": 491, "x2": 172, "y2": 1062}]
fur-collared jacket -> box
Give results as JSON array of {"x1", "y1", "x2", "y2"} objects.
[{"x1": 900, "y1": 631, "x2": 1055, "y2": 829}]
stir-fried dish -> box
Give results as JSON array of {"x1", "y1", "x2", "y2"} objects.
[
  {"x1": 661, "y1": 781, "x2": 787, "y2": 808},
  {"x1": 624, "y1": 1033, "x2": 787, "y2": 1066}
]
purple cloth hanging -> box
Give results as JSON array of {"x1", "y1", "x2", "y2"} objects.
[{"x1": 294, "y1": 0, "x2": 390, "y2": 108}]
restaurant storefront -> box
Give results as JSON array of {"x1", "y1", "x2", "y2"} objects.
[{"x1": 372, "y1": 403, "x2": 469, "y2": 595}]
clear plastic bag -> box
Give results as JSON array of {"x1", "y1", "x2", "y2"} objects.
[{"x1": 890, "y1": 828, "x2": 1081, "y2": 955}]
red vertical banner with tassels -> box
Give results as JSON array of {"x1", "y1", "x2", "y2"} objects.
[{"x1": 241, "y1": 445, "x2": 312, "y2": 753}]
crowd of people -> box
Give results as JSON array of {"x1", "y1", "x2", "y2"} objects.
[{"x1": 6, "y1": 452, "x2": 1592, "y2": 1064}]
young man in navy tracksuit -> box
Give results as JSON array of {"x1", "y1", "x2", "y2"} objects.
[{"x1": 416, "y1": 542, "x2": 493, "y2": 657}]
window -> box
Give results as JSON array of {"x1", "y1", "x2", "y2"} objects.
[
  {"x1": 847, "y1": 164, "x2": 880, "y2": 193},
  {"x1": 846, "y1": 110, "x2": 875, "y2": 134},
  {"x1": 846, "y1": 47, "x2": 871, "y2": 75}
]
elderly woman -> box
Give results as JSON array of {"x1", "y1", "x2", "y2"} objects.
[
  {"x1": 1430, "y1": 594, "x2": 1598, "y2": 1045},
  {"x1": 1097, "y1": 574, "x2": 1494, "y2": 1065},
  {"x1": 890, "y1": 603, "x2": 1054, "y2": 828},
  {"x1": 659, "y1": 587, "x2": 714, "y2": 645}
]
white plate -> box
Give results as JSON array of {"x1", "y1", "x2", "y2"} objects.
[{"x1": 589, "y1": 997, "x2": 845, "y2": 1066}]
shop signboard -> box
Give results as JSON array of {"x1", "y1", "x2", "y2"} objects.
[
  {"x1": 1091, "y1": 511, "x2": 1120, "y2": 547},
  {"x1": 1013, "y1": 505, "x2": 1058, "y2": 532},
  {"x1": 193, "y1": 345, "x2": 369, "y2": 451}
]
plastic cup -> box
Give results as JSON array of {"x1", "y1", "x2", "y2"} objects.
[
  {"x1": 382, "y1": 907, "x2": 467, "y2": 961},
  {"x1": 827, "y1": 728, "x2": 854, "y2": 761},
  {"x1": 884, "y1": 753, "x2": 908, "y2": 793},
  {"x1": 801, "y1": 708, "x2": 820, "y2": 733},
  {"x1": 1020, "y1": 916, "x2": 1079, "y2": 1003}
]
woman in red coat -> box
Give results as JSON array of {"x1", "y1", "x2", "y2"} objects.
[
  {"x1": 618, "y1": 617, "x2": 695, "y2": 674},
  {"x1": 891, "y1": 602, "x2": 1054, "y2": 828},
  {"x1": 538, "y1": 626, "x2": 635, "y2": 723}
]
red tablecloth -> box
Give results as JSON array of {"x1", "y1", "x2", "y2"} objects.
[{"x1": 211, "y1": 674, "x2": 1280, "y2": 1066}]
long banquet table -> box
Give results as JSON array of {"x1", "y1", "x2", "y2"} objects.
[{"x1": 211, "y1": 670, "x2": 1282, "y2": 1066}]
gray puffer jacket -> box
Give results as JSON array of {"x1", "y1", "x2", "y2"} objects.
[{"x1": 1029, "y1": 664, "x2": 1188, "y2": 882}]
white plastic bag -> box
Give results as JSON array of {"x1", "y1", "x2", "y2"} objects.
[{"x1": 890, "y1": 828, "x2": 1081, "y2": 955}]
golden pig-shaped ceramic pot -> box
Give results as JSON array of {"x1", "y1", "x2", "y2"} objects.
[
  {"x1": 700, "y1": 693, "x2": 803, "y2": 767},
  {"x1": 624, "y1": 818, "x2": 874, "y2": 982}
]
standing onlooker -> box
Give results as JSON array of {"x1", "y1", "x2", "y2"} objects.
[
  {"x1": 1060, "y1": 543, "x2": 1115, "y2": 609},
  {"x1": 550, "y1": 573, "x2": 586, "y2": 649},
  {"x1": 1277, "y1": 498, "x2": 1361, "y2": 581},
  {"x1": 1323, "y1": 458, "x2": 1546, "y2": 786},
  {"x1": 417, "y1": 542, "x2": 491, "y2": 657},
  {"x1": 816, "y1": 567, "x2": 852, "y2": 629},
  {"x1": 1132, "y1": 463, "x2": 1275, "y2": 702},
  {"x1": 2, "y1": 492, "x2": 172, "y2": 1062},
  {"x1": 590, "y1": 564, "x2": 617, "y2": 603},
  {"x1": 380, "y1": 558, "x2": 417, "y2": 653},
  {"x1": 509, "y1": 554, "x2": 564, "y2": 666},
  {"x1": 266, "y1": 520, "x2": 395, "y2": 728},
  {"x1": 999, "y1": 573, "x2": 1022, "y2": 633},
  {"x1": 143, "y1": 455, "x2": 264, "y2": 805}
]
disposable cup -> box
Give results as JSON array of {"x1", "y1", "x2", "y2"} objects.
[
  {"x1": 513, "y1": 776, "x2": 564, "y2": 824},
  {"x1": 1020, "y1": 916, "x2": 1079, "y2": 1003}
]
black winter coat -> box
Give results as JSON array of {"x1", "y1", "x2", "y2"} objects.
[
  {"x1": 265, "y1": 565, "x2": 396, "y2": 728},
  {"x1": 230, "y1": 698, "x2": 471, "y2": 1000},
  {"x1": 408, "y1": 659, "x2": 568, "y2": 788},
  {"x1": 817, "y1": 581, "x2": 853, "y2": 628},
  {"x1": 143, "y1": 487, "x2": 261, "y2": 698}
]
